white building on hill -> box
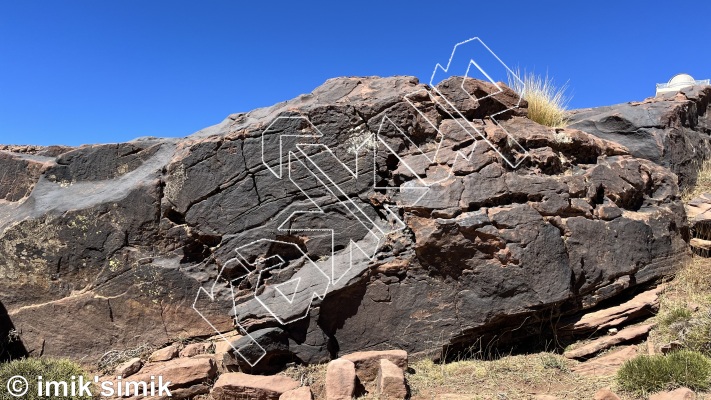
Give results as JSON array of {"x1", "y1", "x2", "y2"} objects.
[{"x1": 656, "y1": 73, "x2": 710, "y2": 95}]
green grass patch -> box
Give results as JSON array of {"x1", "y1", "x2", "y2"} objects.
[
  {"x1": 659, "y1": 306, "x2": 693, "y2": 329},
  {"x1": 617, "y1": 350, "x2": 711, "y2": 395},
  {"x1": 0, "y1": 358, "x2": 92, "y2": 400}
]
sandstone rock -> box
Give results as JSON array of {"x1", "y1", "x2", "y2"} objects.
[
  {"x1": 342, "y1": 349, "x2": 408, "y2": 383},
  {"x1": 325, "y1": 358, "x2": 356, "y2": 400},
  {"x1": 560, "y1": 287, "x2": 664, "y2": 334},
  {"x1": 280, "y1": 386, "x2": 313, "y2": 400},
  {"x1": 114, "y1": 357, "x2": 142, "y2": 378},
  {"x1": 533, "y1": 396, "x2": 557, "y2": 400},
  {"x1": 649, "y1": 387, "x2": 696, "y2": 400},
  {"x1": 661, "y1": 340, "x2": 684, "y2": 354},
  {"x1": 377, "y1": 359, "x2": 407, "y2": 399},
  {"x1": 211, "y1": 331, "x2": 243, "y2": 372},
  {"x1": 564, "y1": 323, "x2": 654, "y2": 359},
  {"x1": 124, "y1": 357, "x2": 216, "y2": 392},
  {"x1": 594, "y1": 388, "x2": 621, "y2": 400},
  {"x1": 179, "y1": 342, "x2": 209, "y2": 357},
  {"x1": 149, "y1": 344, "x2": 180, "y2": 362},
  {"x1": 572, "y1": 345, "x2": 638, "y2": 376},
  {"x1": 211, "y1": 372, "x2": 299, "y2": 400}
]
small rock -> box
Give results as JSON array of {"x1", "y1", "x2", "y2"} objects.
[
  {"x1": 564, "y1": 323, "x2": 654, "y2": 359},
  {"x1": 148, "y1": 344, "x2": 180, "y2": 362},
  {"x1": 325, "y1": 359, "x2": 356, "y2": 400},
  {"x1": 560, "y1": 286, "x2": 663, "y2": 334},
  {"x1": 649, "y1": 387, "x2": 696, "y2": 400},
  {"x1": 341, "y1": 349, "x2": 408, "y2": 383},
  {"x1": 114, "y1": 357, "x2": 142, "y2": 378},
  {"x1": 211, "y1": 372, "x2": 299, "y2": 400},
  {"x1": 533, "y1": 395, "x2": 557, "y2": 400},
  {"x1": 660, "y1": 341, "x2": 684, "y2": 354},
  {"x1": 572, "y1": 345, "x2": 638, "y2": 376},
  {"x1": 377, "y1": 359, "x2": 407, "y2": 399},
  {"x1": 180, "y1": 342, "x2": 209, "y2": 357},
  {"x1": 211, "y1": 331, "x2": 243, "y2": 355},
  {"x1": 594, "y1": 388, "x2": 621, "y2": 400},
  {"x1": 122, "y1": 357, "x2": 217, "y2": 392},
  {"x1": 280, "y1": 386, "x2": 313, "y2": 400},
  {"x1": 211, "y1": 331, "x2": 243, "y2": 372},
  {"x1": 596, "y1": 203, "x2": 622, "y2": 220},
  {"x1": 169, "y1": 383, "x2": 211, "y2": 399}
]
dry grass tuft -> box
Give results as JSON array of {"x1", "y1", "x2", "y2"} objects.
[
  {"x1": 406, "y1": 353, "x2": 614, "y2": 400},
  {"x1": 508, "y1": 69, "x2": 570, "y2": 128},
  {"x1": 652, "y1": 256, "x2": 711, "y2": 356},
  {"x1": 280, "y1": 363, "x2": 328, "y2": 398},
  {"x1": 682, "y1": 157, "x2": 711, "y2": 202}
]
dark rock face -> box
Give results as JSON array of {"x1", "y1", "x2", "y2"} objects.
[
  {"x1": 0, "y1": 76, "x2": 694, "y2": 366},
  {"x1": 568, "y1": 86, "x2": 711, "y2": 188}
]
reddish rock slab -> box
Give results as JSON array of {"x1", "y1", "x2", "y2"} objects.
[
  {"x1": 325, "y1": 359, "x2": 356, "y2": 400},
  {"x1": 564, "y1": 323, "x2": 654, "y2": 359},
  {"x1": 649, "y1": 387, "x2": 696, "y2": 400},
  {"x1": 280, "y1": 386, "x2": 314, "y2": 400},
  {"x1": 130, "y1": 357, "x2": 217, "y2": 390},
  {"x1": 560, "y1": 287, "x2": 663, "y2": 334},
  {"x1": 115, "y1": 357, "x2": 143, "y2": 378},
  {"x1": 341, "y1": 349, "x2": 408, "y2": 383},
  {"x1": 149, "y1": 344, "x2": 180, "y2": 362},
  {"x1": 179, "y1": 342, "x2": 209, "y2": 357},
  {"x1": 377, "y1": 359, "x2": 407, "y2": 399},
  {"x1": 211, "y1": 372, "x2": 299, "y2": 400},
  {"x1": 594, "y1": 388, "x2": 621, "y2": 400},
  {"x1": 572, "y1": 345, "x2": 638, "y2": 377}
]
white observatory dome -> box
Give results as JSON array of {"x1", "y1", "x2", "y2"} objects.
[
  {"x1": 656, "y1": 73, "x2": 709, "y2": 96},
  {"x1": 668, "y1": 74, "x2": 696, "y2": 86}
]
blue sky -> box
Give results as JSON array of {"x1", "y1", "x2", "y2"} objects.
[{"x1": 1, "y1": 1, "x2": 710, "y2": 146}]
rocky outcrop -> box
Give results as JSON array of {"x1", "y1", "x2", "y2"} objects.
[
  {"x1": 0, "y1": 75, "x2": 694, "y2": 367},
  {"x1": 568, "y1": 86, "x2": 711, "y2": 188}
]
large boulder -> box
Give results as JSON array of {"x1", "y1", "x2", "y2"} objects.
[
  {"x1": 0, "y1": 75, "x2": 692, "y2": 366},
  {"x1": 568, "y1": 85, "x2": 711, "y2": 188}
]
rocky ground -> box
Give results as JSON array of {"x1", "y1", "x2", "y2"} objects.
[{"x1": 3, "y1": 76, "x2": 711, "y2": 399}]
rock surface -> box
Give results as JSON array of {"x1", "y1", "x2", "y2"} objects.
[
  {"x1": 568, "y1": 86, "x2": 711, "y2": 188},
  {"x1": 325, "y1": 358, "x2": 357, "y2": 400},
  {"x1": 0, "y1": 75, "x2": 694, "y2": 365},
  {"x1": 572, "y1": 345, "x2": 639, "y2": 376},
  {"x1": 559, "y1": 286, "x2": 664, "y2": 334},
  {"x1": 149, "y1": 344, "x2": 180, "y2": 362},
  {"x1": 564, "y1": 323, "x2": 654, "y2": 359},
  {"x1": 114, "y1": 357, "x2": 142, "y2": 378},
  {"x1": 211, "y1": 372, "x2": 299, "y2": 400},
  {"x1": 341, "y1": 349, "x2": 408, "y2": 383},
  {"x1": 594, "y1": 388, "x2": 621, "y2": 400},
  {"x1": 648, "y1": 387, "x2": 696, "y2": 400},
  {"x1": 279, "y1": 386, "x2": 314, "y2": 400},
  {"x1": 377, "y1": 358, "x2": 407, "y2": 399}
]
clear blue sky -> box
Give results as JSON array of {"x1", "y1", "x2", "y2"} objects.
[{"x1": 2, "y1": 1, "x2": 710, "y2": 146}]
